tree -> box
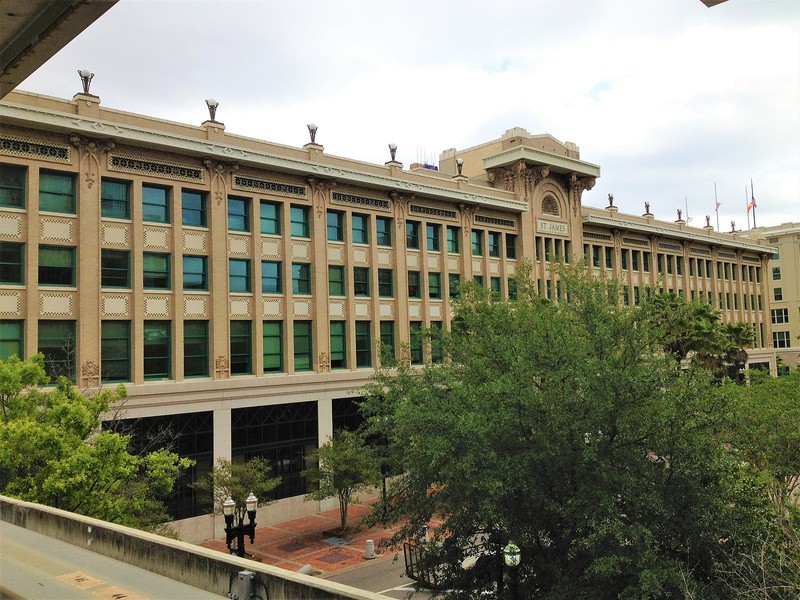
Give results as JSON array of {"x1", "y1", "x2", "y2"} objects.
[
  {"x1": 304, "y1": 430, "x2": 380, "y2": 531},
  {"x1": 362, "y1": 264, "x2": 774, "y2": 600},
  {"x1": 0, "y1": 355, "x2": 193, "y2": 530},
  {"x1": 194, "y1": 457, "x2": 281, "y2": 517}
]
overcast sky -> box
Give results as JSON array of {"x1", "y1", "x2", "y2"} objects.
[{"x1": 19, "y1": 0, "x2": 800, "y2": 229}]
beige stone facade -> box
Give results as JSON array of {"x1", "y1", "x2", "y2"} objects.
[{"x1": 0, "y1": 90, "x2": 779, "y2": 536}]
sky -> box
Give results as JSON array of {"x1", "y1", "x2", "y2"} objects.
[{"x1": 18, "y1": 0, "x2": 800, "y2": 230}]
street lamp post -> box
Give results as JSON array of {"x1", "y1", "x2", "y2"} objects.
[
  {"x1": 503, "y1": 541, "x2": 521, "y2": 600},
  {"x1": 222, "y1": 492, "x2": 258, "y2": 557}
]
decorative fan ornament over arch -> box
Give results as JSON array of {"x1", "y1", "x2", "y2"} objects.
[{"x1": 542, "y1": 195, "x2": 560, "y2": 216}]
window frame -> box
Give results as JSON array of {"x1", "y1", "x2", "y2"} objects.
[
  {"x1": 263, "y1": 321, "x2": 284, "y2": 373},
  {"x1": 143, "y1": 320, "x2": 171, "y2": 380},
  {"x1": 290, "y1": 205, "x2": 310, "y2": 238},
  {"x1": 261, "y1": 260, "x2": 282, "y2": 294},
  {"x1": 376, "y1": 217, "x2": 392, "y2": 247},
  {"x1": 406, "y1": 221, "x2": 420, "y2": 249},
  {"x1": 428, "y1": 272, "x2": 442, "y2": 299},
  {"x1": 142, "y1": 184, "x2": 170, "y2": 224},
  {"x1": 38, "y1": 245, "x2": 76, "y2": 287},
  {"x1": 0, "y1": 163, "x2": 26, "y2": 208},
  {"x1": 227, "y1": 196, "x2": 250, "y2": 232},
  {"x1": 39, "y1": 170, "x2": 75, "y2": 214},
  {"x1": 378, "y1": 268, "x2": 393, "y2": 298},
  {"x1": 426, "y1": 224, "x2": 441, "y2": 252},
  {"x1": 0, "y1": 241, "x2": 24, "y2": 284},
  {"x1": 488, "y1": 231, "x2": 501, "y2": 258},
  {"x1": 101, "y1": 249, "x2": 131, "y2": 288},
  {"x1": 229, "y1": 320, "x2": 252, "y2": 375},
  {"x1": 143, "y1": 252, "x2": 171, "y2": 290},
  {"x1": 293, "y1": 320, "x2": 313, "y2": 371},
  {"x1": 101, "y1": 320, "x2": 131, "y2": 383},
  {"x1": 39, "y1": 320, "x2": 76, "y2": 382},
  {"x1": 471, "y1": 230, "x2": 484, "y2": 256},
  {"x1": 327, "y1": 210, "x2": 345, "y2": 242},
  {"x1": 292, "y1": 263, "x2": 312, "y2": 294},
  {"x1": 447, "y1": 226, "x2": 460, "y2": 254},
  {"x1": 183, "y1": 255, "x2": 208, "y2": 291},
  {"x1": 181, "y1": 189, "x2": 206, "y2": 227},
  {"x1": 355, "y1": 321, "x2": 372, "y2": 368},
  {"x1": 229, "y1": 258, "x2": 251, "y2": 293},
  {"x1": 260, "y1": 200, "x2": 281, "y2": 235},
  {"x1": 353, "y1": 266, "x2": 370, "y2": 297},
  {"x1": 329, "y1": 321, "x2": 347, "y2": 369},
  {"x1": 328, "y1": 265, "x2": 345, "y2": 296},
  {"x1": 183, "y1": 320, "x2": 209, "y2": 378},
  {"x1": 352, "y1": 213, "x2": 369, "y2": 245},
  {"x1": 408, "y1": 270, "x2": 421, "y2": 298},
  {"x1": 0, "y1": 319, "x2": 24, "y2": 361},
  {"x1": 101, "y1": 178, "x2": 130, "y2": 219}
]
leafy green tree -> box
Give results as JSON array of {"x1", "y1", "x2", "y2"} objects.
[
  {"x1": 194, "y1": 457, "x2": 281, "y2": 517},
  {"x1": 363, "y1": 264, "x2": 773, "y2": 600},
  {"x1": 0, "y1": 355, "x2": 193, "y2": 530},
  {"x1": 304, "y1": 429, "x2": 380, "y2": 531}
]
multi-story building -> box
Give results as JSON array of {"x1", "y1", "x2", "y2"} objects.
[{"x1": 0, "y1": 89, "x2": 776, "y2": 539}]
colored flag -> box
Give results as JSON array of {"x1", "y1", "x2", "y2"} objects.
[
  {"x1": 715, "y1": 201, "x2": 721, "y2": 211},
  {"x1": 747, "y1": 196, "x2": 757, "y2": 212}
]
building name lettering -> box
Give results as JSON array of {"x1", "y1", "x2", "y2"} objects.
[{"x1": 537, "y1": 219, "x2": 568, "y2": 234}]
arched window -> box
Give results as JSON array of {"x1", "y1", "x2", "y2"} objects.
[{"x1": 542, "y1": 196, "x2": 560, "y2": 216}]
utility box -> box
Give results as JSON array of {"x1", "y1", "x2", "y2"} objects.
[{"x1": 237, "y1": 570, "x2": 254, "y2": 599}]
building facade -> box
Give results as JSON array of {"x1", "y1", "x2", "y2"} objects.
[{"x1": 0, "y1": 89, "x2": 778, "y2": 538}]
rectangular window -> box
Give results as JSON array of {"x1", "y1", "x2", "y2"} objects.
[
  {"x1": 183, "y1": 255, "x2": 208, "y2": 291},
  {"x1": 354, "y1": 267, "x2": 370, "y2": 297},
  {"x1": 449, "y1": 273, "x2": 461, "y2": 299},
  {"x1": 667, "y1": 256, "x2": 674, "y2": 275},
  {"x1": 430, "y1": 321, "x2": 443, "y2": 364},
  {"x1": 773, "y1": 331, "x2": 791, "y2": 349},
  {"x1": 632, "y1": 251, "x2": 640, "y2": 271},
  {"x1": 327, "y1": 210, "x2": 344, "y2": 241},
  {"x1": 771, "y1": 308, "x2": 789, "y2": 324},
  {"x1": 101, "y1": 321, "x2": 130, "y2": 383},
  {"x1": 143, "y1": 184, "x2": 170, "y2": 224},
  {"x1": 184, "y1": 320, "x2": 209, "y2": 377},
  {"x1": 676, "y1": 256, "x2": 684, "y2": 276},
  {"x1": 774, "y1": 288, "x2": 783, "y2": 302},
  {"x1": 228, "y1": 196, "x2": 250, "y2": 232},
  {"x1": 428, "y1": 272, "x2": 442, "y2": 299},
  {"x1": 643, "y1": 252, "x2": 651, "y2": 273},
  {"x1": 39, "y1": 320, "x2": 76, "y2": 382},
  {"x1": 330, "y1": 321, "x2": 347, "y2": 369},
  {"x1": 229, "y1": 258, "x2": 251, "y2": 293},
  {"x1": 508, "y1": 278, "x2": 518, "y2": 300},
  {"x1": 490, "y1": 276, "x2": 502, "y2": 297},
  {"x1": 427, "y1": 224, "x2": 441, "y2": 252},
  {"x1": 545, "y1": 239, "x2": 553, "y2": 262},
  {"x1": 39, "y1": 245, "x2": 75, "y2": 286},
  {"x1": 471, "y1": 230, "x2": 484, "y2": 256},
  {"x1": 143, "y1": 252, "x2": 170, "y2": 289},
  {"x1": 605, "y1": 247, "x2": 613, "y2": 270},
  {"x1": 474, "y1": 275, "x2": 484, "y2": 287},
  {"x1": 634, "y1": 286, "x2": 641, "y2": 306},
  {"x1": 378, "y1": 268, "x2": 393, "y2": 297},
  {"x1": 290, "y1": 205, "x2": 310, "y2": 238},
  {"x1": 292, "y1": 263, "x2": 311, "y2": 294},
  {"x1": 488, "y1": 232, "x2": 501, "y2": 257},
  {"x1": 352, "y1": 213, "x2": 369, "y2": 244},
  {"x1": 376, "y1": 217, "x2": 392, "y2": 246},
  {"x1": 39, "y1": 171, "x2": 75, "y2": 213},
  {"x1": 101, "y1": 179, "x2": 130, "y2": 219},
  {"x1": 0, "y1": 164, "x2": 26, "y2": 208},
  {"x1": 263, "y1": 321, "x2": 283, "y2": 373},
  {"x1": 408, "y1": 271, "x2": 421, "y2": 298},
  {"x1": 181, "y1": 189, "x2": 206, "y2": 227},
  {"x1": 260, "y1": 201, "x2": 281, "y2": 235},
  {"x1": 144, "y1": 320, "x2": 171, "y2": 380},
  {"x1": 772, "y1": 267, "x2": 781, "y2": 281},
  {"x1": 101, "y1": 249, "x2": 130, "y2": 288},
  {"x1": 406, "y1": 221, "x2": 420, "y2": 249},
  {"x1": 379, "y1": 321, "x2": 395, "y2": 359},
  {"x1": 621, "y1": 249, "x2": 629, "y2": 270},
  {"x1": 293, "y1": 321, "x2": 313, "y2": 371},
  {"x1": 0, "y1": 320, "x2": 24, "y2": 361},
  {"x1": 593, "y1": 246, "x2": 602, "y2": 268},
  {"x1": 0, "y1": 242, "x2": 24, "y2": 284},
  {"x1": 262, "y1": 260, "x2": 282, "y2": 294},
  {"x1": 447, "y1": 226, "x2": 460, "y2": 254},
  {"x1": 230, "y1": 321, "x2": 252, "y2": 375},
  {"x1": 410, "y1": 321, "x2": 423, "y2": 365},
  {"x1": 505, "y1": 234, "x2": 517, "y2": 259},
  {"x1": 328, "y1": 265, "x2": 345, "y2": 296},
  {"x1": 355, "y1": 321, "x2": 372, "y2": 368}
]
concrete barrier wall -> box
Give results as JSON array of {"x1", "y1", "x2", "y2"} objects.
[{"x1": 0, "y1": 495, "x2": 387, "y2": 600}]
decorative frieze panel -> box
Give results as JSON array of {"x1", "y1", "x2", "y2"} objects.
[
  {"x1": 410, "y1": 204, "x2": 457, "y2": 220},
  {"x1": 332, "y1": 192, "x2": 390, "y2": 211},
  {"x1": 327, "y1": 245, "x2": 344, "y2": 263},
  {"x1": 293, "y1": 299, "x2": 312, "y2": 318},
  {"x1": 507, "y1": 263, "x2": 516, "y2": 276},
  {"x1": 0, "y1": 135, "x2": 70, "y2": 163},
  {"x1": 108, "y1": 154, "x2": 204, "y2": 183},
  {"x1": 40, "y1": 293, "x2": 73, "y2": 316},
  {"x1": 472, "y1": 260, "x2": 483, "y2": 272},
  {"x1": 430, "y1": 304, "x2": 442, "y2": 319},
  {"x1": 261, "y1": 238, "x2": 281, "y2": 259},
  {"x1": 228, "y1": 236, "x2": 250, "y2": 256},
  {"x1": 409, "y1": 303, "x2": 421, "y2": 319},
  {"x1": 690, "y1": 247, "x2": 711, "y2": 256},
  {"x1": 40, "y1": 218, "x2": 73, "y2": 242},
  {"x1": 183, "y1": 231, "x2": 207, "y2": 253},
  {"x1": 353, "y1": 247, "x2": 368, "y2": 265},
  {"x1": 379, "y1": 303, "x2": 393, "y2": 318},
  {"x1": 426, "y1": 256, "x2": 440, "y2": 271},
  {"x1": 354, "y1": 302, "x2": 370, "y2": 319},
  {"x1": 658, "y1": 242, "x2": 681, "y2": 252},
  {"x1": 584, "y1": 231, "x2": 612, "y2": 241},
  {"x1": 407, "y1": 253, "x2": 420, "y2": 269},
  {"x1": 0, "y1": 292, "x2": 21, "y2": 316},
  {"x1": 377, "y1": 250, "x2": 392, "y2": 267},
  {"x1": 447, "y1": 256, "x2": 460, "y2": 271},
  {"x1": 490, "y1": 262, "x2": 500, "y2": 275},
  {"x1": 143, "y1": 227, "x2": 170, "y2": 250},
  {"x1": 102, "y1": 223, "x2": 129, "y2": 246},
  {"x1": 718, "y1": 251, "x2": 736, "y2": 260},
  {"x1": 263, "y1": 299, "x2": 283, "y2": 318},
  {"x1": 0, "y1": 214, "x2": 22, "y2": 238},
  {"x1": 474, "y1": 214, "x2": 515, "y2": 229},
  {"x1": 329, "y1": 300, "x2": 345, "y2": 318},
  {"x1": 291, "y1": 242, "x2": 310, "y2": 261},
  {"x1": 102, "y1": 295, "x2": 129, "y2": 317},
  {"x1": 144, "y1": 296, "x2": 170, "y2": 317},
  {"x1": 623, "y1": 237, "x2": 649, "y2": 247},
  {"x1": 233, "y1": 175, "x2": 306, "y2": 197},
  {"x1": 184, "y1": 296, "x2": 207, "y2": 318},
  {"x1": 230, "y1": 297, "x2": 251, "y2": 318}
]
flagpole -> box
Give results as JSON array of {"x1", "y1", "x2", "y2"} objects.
[
  {"x1": 750, "y1": 178, "x2": 757, "y2": 228},
  {"x1": 745, "y1": 185, "x2": 751, "y2": 229},
  {"x1": 714, "y1": 182, "x2": 720, "y2": 231}
]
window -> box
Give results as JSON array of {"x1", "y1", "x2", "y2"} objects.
[
  {"x1": 39, "y1": 171, "x2": 75, "y2": 213},
  {"x1": 772, "y1": 267, "x2": 781, "y2": 281},
  {"x1": 471, "y1": 230, "x2": 484, "y2": 256},
  {"x1": 354, "y1": 267, "x2": 370, "y2": 297},
  {"x1": 505, "y1": 234, "x2": 517, "y2": 259},
  {"x1": 355, "y1": 322, "x2": 371, "y2": 367},
  {"x1": 632, "y1": 251, "x2": 641, "y2": 271},
  {"x1": 143, "y1": 252, "x2": 170, "y2": 289},
  {"x1": 263, "y1": 321, "x2": 283, "y2": 373},
  {"x1": 183, "y1": 255, "x2": 208, "y2": 291},
  {"x1": 39, "y1": 320, "x2": 76, "y2": 382},
  {"x1": 144, "y1": 321, "x2": 171, "y2": 380},
  {"x1": 474, "y1": 275, "x2": 484, "y2": 286},
  {"x1": 101, "y1": 249, "x2": 130, "y2": 288},
  {"x1": 643, "y1": 252, "x2": 651, "y2": 273},
  {"x1": 774, "y1": 288, "x2": 783, "y2": 302},
  {"x1": 508, "y1": 278, "x2": 518, "y2": 300},
  {"x1": 666, "y1": 256, "x2": 673, "y2": 275},
  {"x1": 376, "y1": 217, "x2": 392, "y2": 246},
  {"x1": 379, "y1": 321, "x2": 395, "y2": 359},
  {"x1": 621, "y1": 249, "x2": 629, "y2": 270},
  {"x1": 427, "y1": 224, "x2": 441, "y2": 252},
  {"x1": 771, "y1": 308, "x2": 789, "y2": 324},
  {"x1": 447, "y1": 226, "x2": 460, "y2": 254},
  {"x1": 488, "y1": 232, "x2": 501, "y2": 257},
  {"x1": 260, "y1": 201, "x2": 281, "y2": 235},
  {"x1": 292, "y1": 263, "x2": 311, "y2": 294},
  {"x1": 293, "y1": 321, "x2": 313, "y2": 371},
  {"x1": 228, "y1": 196, "x2": 250, "y2": 232},
  {"x1": 143, "y1": 184, "x2": 170, "y2": 223},
  {"x1": 428, "y1": 272, "x2": 442, "y2": 299},
  {"x1": 352, "y1": 213, "x2": 369, "y2": 244},
  {"x1": 328, "y1": 265, "x2": 345, "y2": 296},
  {"x1": 290, "y1": 205, "x2": 310, "y2": 238},
  {"x1": 676, "y1": 257, "x2": 683, "y2": 276},
  {"x1": 378, "y1": 269, "x2": 393, "y2": 297},
  {"x1": 406, "y1": 221, "x2": 420, "y2": 249},
  {"x1": 229, "y1": 259, "x2": 251, "y2": 293},
  {"x1": 101, "y1": 321, "x2": 130, "y2": 382},
  {"x1": 230, "y1": 321, "x2": 252, "y2": 375},
  {"x1": 410, "y1": 321, "x2": 423, "y2": 365},
  {"x1": 184, "y1": 321, "x2": 209, "y2": 377},
  {"x1": 0, "y1": 164, "x2": 25, "y2": 208},
  {"x1": 39, "y1": 246, "x2": 75, "y2": 286},
  {"x1": 490, "y1": 277, "x2": 502, "y2": 297},
  {"x1": 593, "y1": 246, "x2": 602, "y2": 269},
  {"x1": 0, "y1": 242, "x2": 24, "y2": 284},
  {"x1": 101, "y1": 179, "x2": 130, "y2": 218},
  {"x1": 262, "y1": 261, "x2": 282, "y2": 294},
  {"x1": 449, "y1": 273, "x2": 461, "y2": 299},
  {"x1": 773, "y1": 331, "x2": 791, "y2": 349},
  {"x1": 330, "y1": 321, "x2": 347, "y2": 369},
  {"x1": 327, "y1": 210, "x2": 344, "y2": 241},
  {"x1": 182, "y1": 189, "x2": 206, "y2": 227},
  {"x1": 430, "y1": 321, "x2": 443, "y2": 364},
  {"x1": 408, "y1": 271, "x2": 421, "y2": 298},
  {"x1": 0, "y1": 320, "x2": 24, "y2": 360}
]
